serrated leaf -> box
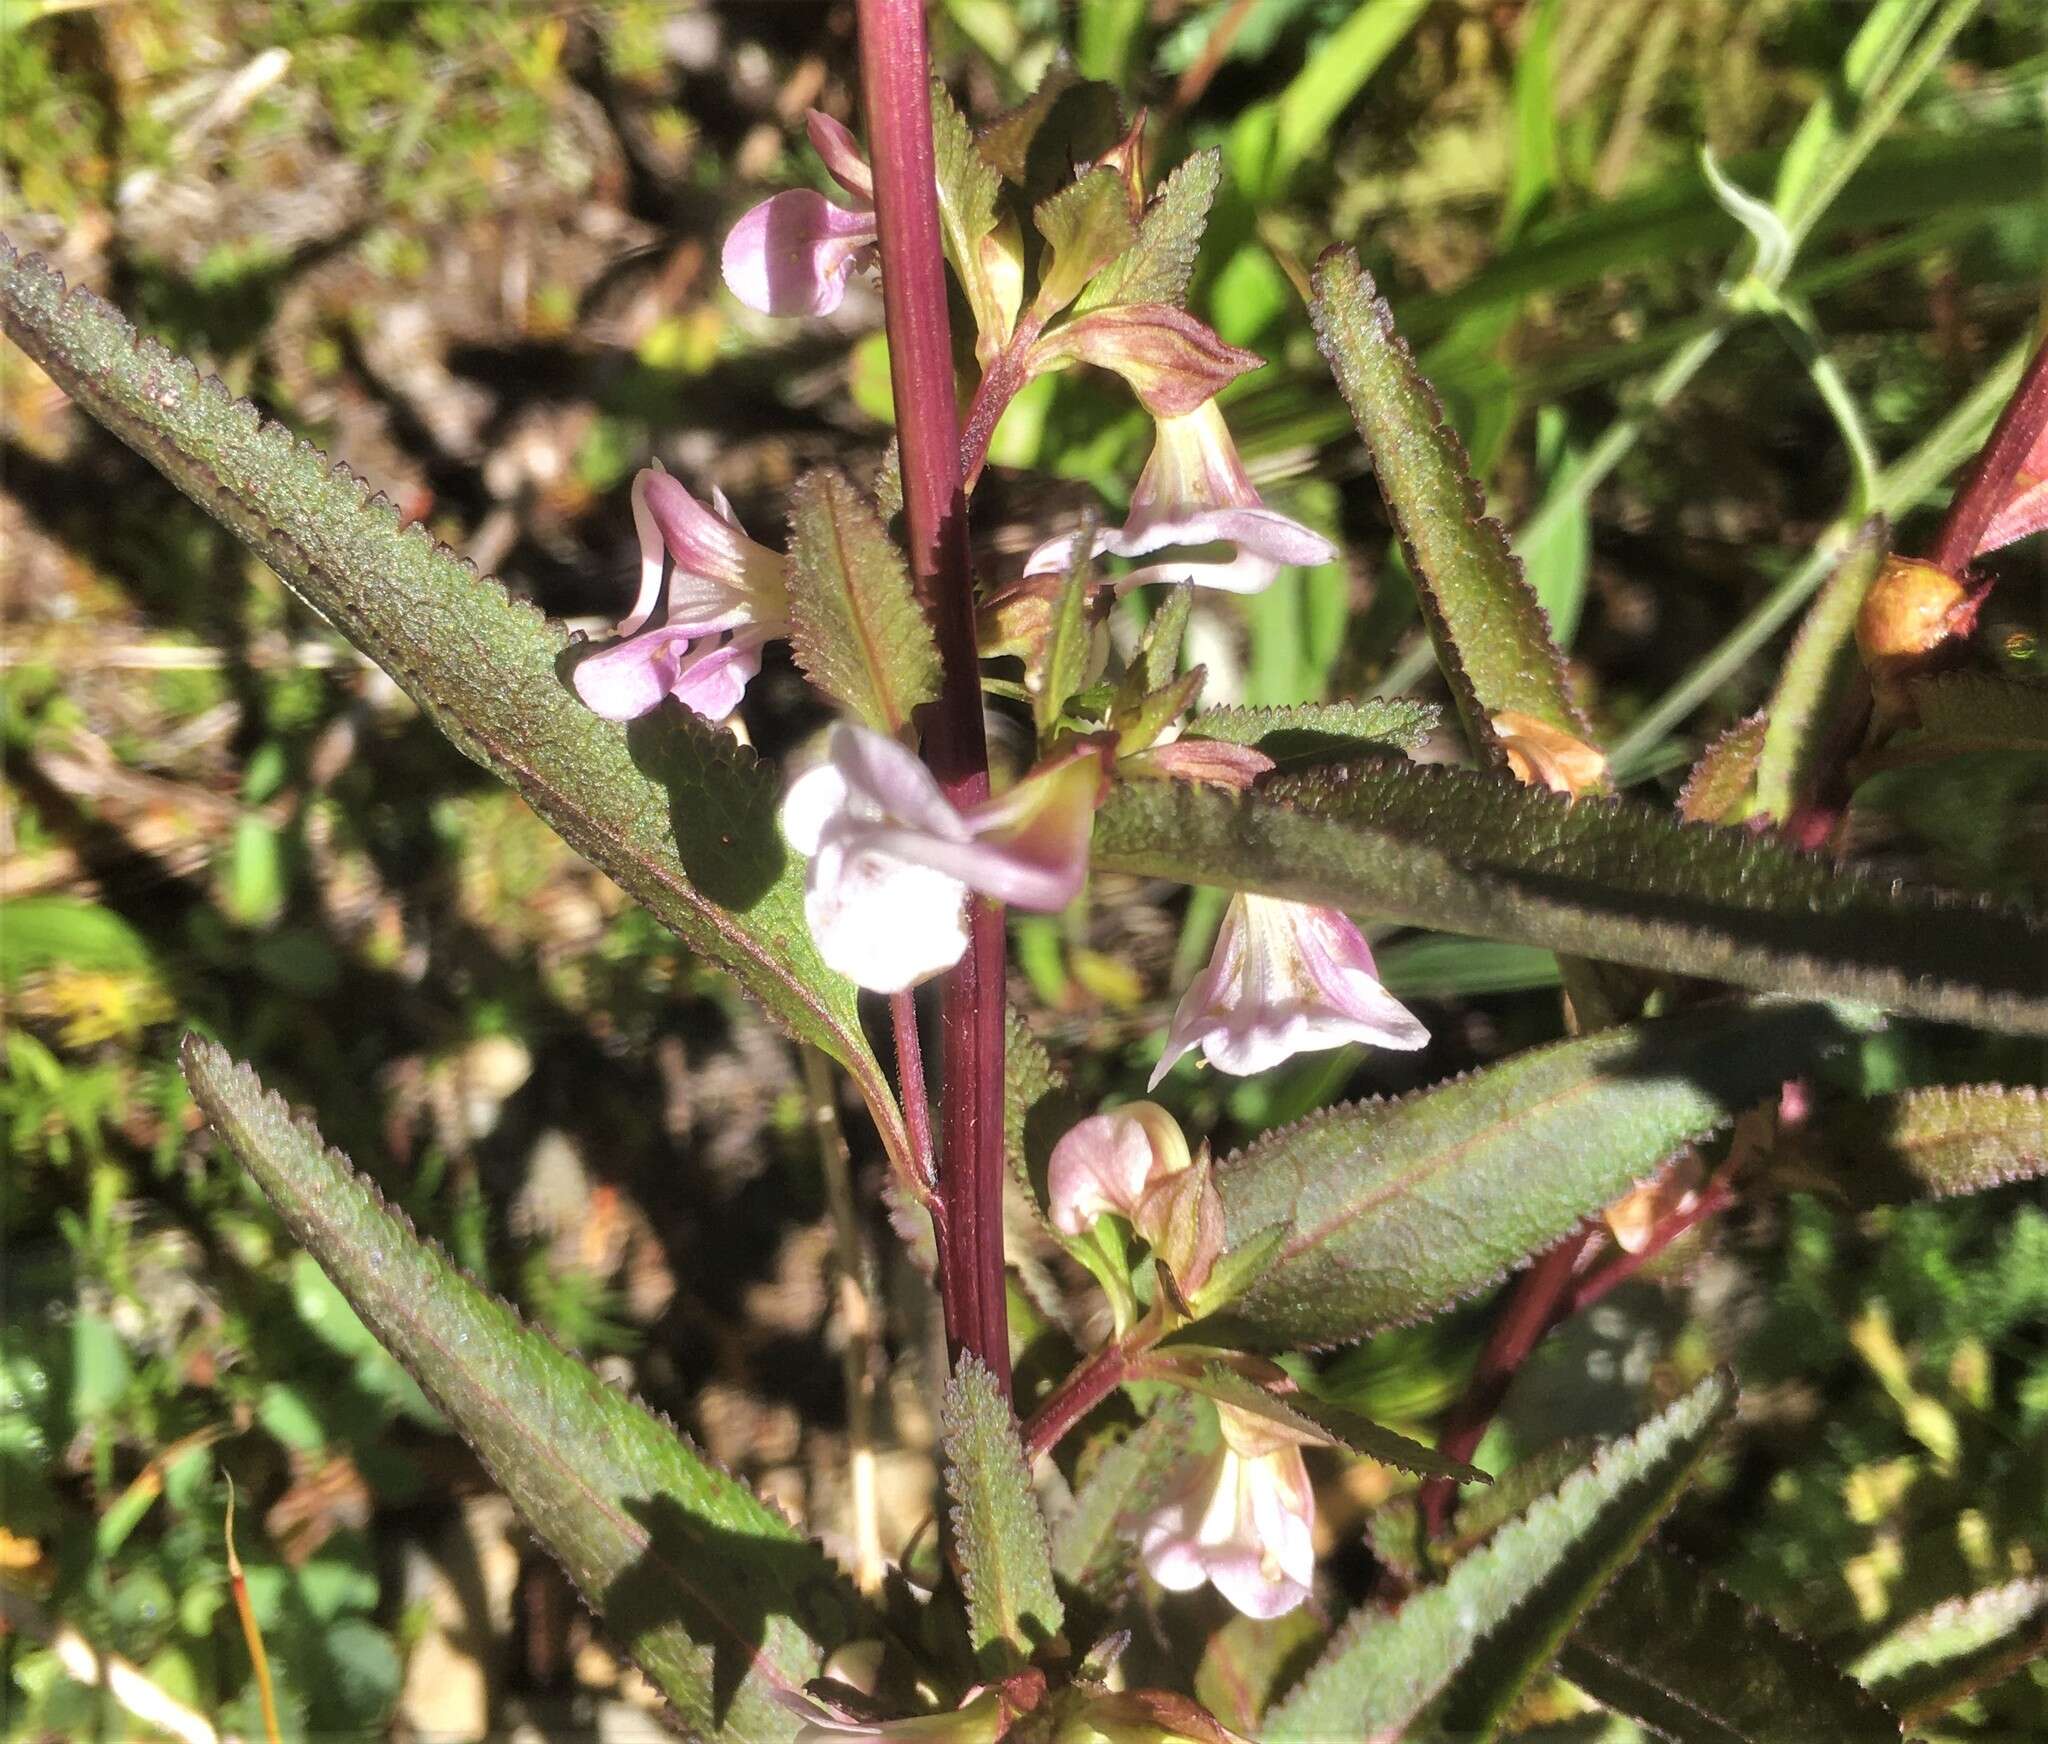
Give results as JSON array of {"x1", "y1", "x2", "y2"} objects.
[
  {"x1": 1033, "y1": 539, "x2": 1097, "y2": 738},
  {"x1": 1561, "y1": 1544, "x2": 1901, "y2": 1744},
  {"x1": 1161, "y1": 1364, "x2": 1484, "y2": 1482},
  {"x1": 786, "y1": 469, "x2": 941, "y2": 735},
  {"x1": 1185, "y1": 699, "x2": 1439, "y2": 763},
  {"x1": 1677, "y1": 715, "x2": 1768, "y2": 824},
  {"x1": 1203, "y1": 1000, "x2": 1842, "y2": 1350},
  {"x1": 941, "y1": 1356, "x2": 1064, "y2": 1671},
  {"x1": 978, "y1": 72, "x2": 1126, "y2": 203},
  {"x1": 1050, "y1": 1394, "x2": 1203, "y2": 1601},
  {"x1": 1822, "y1": 1084, "x2": 2048, "y2": 1203},
  {"x1": 1266, "y1": 1377, "x2": 1732, "y2": 1744},
  {"x1": 180, "y1": 1038, "x2": 868, "y2": 1741},
  {"x1": 1755, "y1": 523, "x2": 1886, "y2": 821},
  {"x1": 1138, "y1": 583, "x2": 1194, "y2": 693},
  {"x1": 1076, "y1": 149, "x2": 1222, "y2": 313},
  {"x1": 1090, "y1": 764, "x2": 2048, "y2": 1036},
  {"x1": 931, "y1": 81, "x2": 1011, "y2": 348},
  {"x1": 1901, "y1": 671, "x2": 2048, "y2": 755},
  {"x1": 1851, "y1": 1579, "x2": 2048, "y2": 1722},
  {"x1": 1004, "y1": 1006, "x2": 1082, "y2": 1225},
  {"x1": 1034, "y1": 167, "x2": 1137, "y2": 318},
  {"x1": 0, "y1": 240, "x2": 905, "y2": 1162},
  {"x1": 1311, "y1": 248, "x2": 1586, "y2": 765}
]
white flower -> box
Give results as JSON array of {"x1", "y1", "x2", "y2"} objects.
[
  {"x1": 1152, "y1": 894, "x2": 1428, "y2": 1088},
  {"x1": 571, "y1": 468, "x2": 790, "y2": 724},
  {"x1": 1138, "y1": 1405, "x2": 1317, "y2": 1619},
  {"x1": 780, "y1": 725, "x2": 1107, "y2": 993},
  {"x1": 1023, "y1": 400, "x2": 1335, "y2": 595}
]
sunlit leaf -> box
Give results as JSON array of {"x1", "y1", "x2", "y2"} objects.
[
  {"x1": 182, "y1": 1039, "x2": 870, "y2": 1742},
  {"x1": 1050, "y1": 1396, "x2": 1202, "y2": 1601},
  {"x1": 1034, "y1": 166, "x2": 1138, "y2": 317},
  {"x1": 1851, "y1": 1578, "x2": 2048, "y2": 1723},
  {"x1": 1821, "y1": 1084, "x2": 2048, "y2": 1203},
  {"x1": 1267, "y1": 1377, "x2": 1732, "y2": 1744},
  {"x1": 1184, "y1": 699, "x2": 1439, "y2": 763},
  {"x1": 1077, "y1": 148, "x2": 1222, "y2": 313}
]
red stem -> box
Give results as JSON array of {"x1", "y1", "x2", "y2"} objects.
[
  {"x1": 889, "y1": 989, "x2": 940, "y2": 1211},
  {"x1": 1926, "y1": 325, "x2": 2048, "y2": 575},
  {"x1": 857, "y1": 0, "x2": 1011, "y2": 1394},
  {"x1": 1565, "y1": 1174, "x2": 1736, "y2": 1319},
  {"x1": 1021, "y1": 1337, "x2": 1137, "y2": 1462},
  {"x1": 1418, "y1": 1229, "x2": 1592, "y2": 1536},
  {"x1": 958, "y1": 316, "x2": 1042, "y2": 493}
]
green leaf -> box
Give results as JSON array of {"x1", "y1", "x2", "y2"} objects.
[
  {"x1": 1034, "y1": 167, "x2": 1137, "y2": 318},
  {"x1": 1004, "y1": 1006, "x2": 1081, "y2": 1221},
  {"x1": 1754, "y1": 523, "x2": 1886, "y2": 821},
  {"x1": 1160, "y1": 1364, "x2": 1484, "y2": 1482},
  {"x1": 1561, "y1": 1544, "x2": 1902, "y2": 1744},
  {"x1": 786, "y1": 469, "x2": 941, "y2": 736},
  {"x1": 1851, "y1": 1578, "x2": 2048, "y2": 1722},
  {"x1": 1033, "y1": 539, "x2": 1097, "y2": 738},
  {"x1": 1266, "y1": 1376, "x2": 1732, "y2": 1744},
  {"x1": 1076, "y1": 148, "x2": 1221, "y2": 313},
  {"x1": 931, "y1": 81, "x2": 1012, "y2": 347},
  {"x1": 0, "y1": 896, "x2": 156, "y2": 980},
  {"x1": 1137, "y1": 583, "x2": 1194, "y2": 692},
  {"x1": 940, "y1": 1355, "x2": 1064, "y2": 1671},
  {"x1": 1184, "y1": 699, "x2": 1438, "y2": 764},
  {"x1": 1090, "y1": 764, "x2": 2048, "y2": 1036},
  {"x1": 1311, "y1": 248, "x2": 1586, "y2": 764},
  {"x1": 0, "y1": 241, "x2": 904, "y2": 1163},
  {"x1": 1050, "y1": 1394, "x2": 1202, "y2": 1600},
  {"x1": 1821, "y1": 1085, "x2": 2048, "y2": 1203},
  {"x1": 1204, "y1": 1000, "x2": 1844, "y2": 1350},
  {"x1": 1899, "y1": 672, "x2": 2048, "y2": 757},
  {"x1": 181, "y1": 1038, "x2": 869, "y2": 1742},
  {"x1": 975, "y1": 69, "x2": 1123, "y2": 194},
  {"x1": 1677, "y1": 715, "x2": 1768, "y2": 824},
  {"x1": 1196, "y1": 1610, "x2": 1327, "y2": 1737}
]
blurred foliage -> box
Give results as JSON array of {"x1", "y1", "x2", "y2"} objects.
[{"x1": 3, "y1": 0, "x2": 2043, "y2": 1737}]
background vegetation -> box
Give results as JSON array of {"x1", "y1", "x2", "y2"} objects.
[{"x1": 4, "y1": 1, "x2": 2043, "y2": 1738}]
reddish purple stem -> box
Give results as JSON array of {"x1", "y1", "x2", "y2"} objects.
[
  {"x1": 1927, "y1": 326, "x2": 2048, "y2": 576},
  {"x1": 856, "y1": 0, "x2": 1010, "y2": 1395}
]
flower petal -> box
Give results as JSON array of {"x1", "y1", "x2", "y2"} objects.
[
  {"x1": 723, "y1": 189, "x2": 879, "y2": 318},
  {"x1": 823, "y1": 723, "x2": 972, "y2": 841},
  {"x1": 806, "y1": 109, "x2": 874, "y2": 203},
  {"x1": 803, "y1": 838, "x2": 971, "y2": 993},
  {"x1": 668, "y1": 628, "x2": 770, "y2": 722},
  {"x1": 1046, "y1": 1103, "x2": 1190, "y2": 1235},
  {"x1": 569, "y1": 624, "x2": 702, "y2": 721},
  {"x1": 637, "y1": 468, "x2": 786, "y2": 629}
]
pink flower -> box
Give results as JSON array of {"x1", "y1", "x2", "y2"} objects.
[
  {"x1": 1151, "y1": 894, "x2": 1428, "y2": 1088},
  {"x1": 571, "y1": 468, "x2": 790, "y2": 724},
  {"x1": 780, "y1": 726, "x2": 1109, "y2": 993},
  {"x1": 1024, "y1": 401, "x2": 1335, "y2": 595},
  {"x1": 722, "y1": 111, "x2": 878, "y2": 318},
  {"x1": 1138, "y1": 1405, "x2": 1317, "y2": 1619},
  {"x1": 1047, "y1": 1102, "x2": 1192, "y2": 1237}
]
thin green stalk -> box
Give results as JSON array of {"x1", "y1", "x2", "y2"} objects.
[{"x1": 1610, "y1": 339, "x2": 2027, "y2": 777}]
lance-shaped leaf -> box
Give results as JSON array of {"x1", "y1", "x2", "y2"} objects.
[
  {"x1": 1184, "y1": 699, "x2": 1439, "y2": 763},
  {"x1": 0, "y1": 241, "x2": 906, "y2": 1164},
  {"x1": 1819, "y1": 1084, "x2": 2048, "y2": 1204},
  {"x1": 1034, "y1": 167, "x2": 1137, "y2": 318},
  {"x1": 931, "y1": 81, "x2": 1013, "y2": 349},
  {"x1": 181, "y1": 1038, "x2": 870, "y2": 1742},
  {"x1": 1077, "y1": 149, "x2": 1222, "y2": 314},
  {"x1": 1678, "y1": 715, "x2": 1768, "y2": 824},
  {"x1": 1050, "y1": 1395, "x2": 1203, "y2": 1601},
  {"x1": 1032, "y1": 537, "x2": 1097, "y2": 738},
  {"x1": 941, "y1": 1356, "x2": 1065, "y2": 1672},
  {"x1": 1265, "y1": 1376, "x2": 1732, "y2": 1744},
  {"x1": 1311, "y1": 248, "x2": 1587, "y2": 767},
  {"x1": 1090, "y1": 764, "x2": 2048, "y2": 1036},
  {"x1": 1204, "y1": 1000, "x2": 1844, "y2": 1350},
  {"x1": 786, "y1": 469, "x2": 941, "y2": 735},
  {"x1": 1851, "y1": 1579, "x2": 2048, "y2": 1724},
  {"x1": 1754, "y1": 522, "x2": 1886, "y2": 821},
  {"x1": 1561, "y1": 1544, "x2": 1901, "y2": 1744}
]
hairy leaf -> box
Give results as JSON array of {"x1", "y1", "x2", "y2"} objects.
[
  {"x1": 786, "y1": 469, "x2": 941, "y2": 735},
  {"x1": 941, "y1": 1356, "x2": 1064, "y2": 1671},
  {"x1": 0, "y1": 241, "x2": 905, "y2": 1160},
  {"x1": 1050, "y1": 1395, "x2": 1202, "y2": 1601},
  {"x1": 1076, "y1": 148, "x2": 1222, "y2": 313},
  {"x1": 1034, "y1": 167, "x2": 1137, "y2": 317},
  {"x1": 1003, "y1": 1005, "x2": 1081, "y2": 1227},
  {"x1": 1311, "y1": 248, "x2": 1586, "y2": 764},
  {"x1": 1267, "y1": 1377, "x2": 1731, "y2": 1744},
  {"x1": 1195, "y1": 1609, "x2": 1327, "y2": 1737},
  {"x1": 1091, "y1": 765, "x2": 2048, "y2": 1036},
  {"x1": 931, "y1": 81, "x2": 1011, "y2": 347},
  {"x1": 181, "y1": 1039, "x2": 868, "y2": 1741},
  {"x1": 1033, "y1": 540, "x2": 1097, "y2": 737},
  {"x1": 1206, "y1": 1001, "x2": 1843, "y2": 1349},
  {"x1": 1851, "y1": 1579, "x2": 2048, "y2": 1722},
  {"x1": 1678, "y1": 715, "x2": 1768, "y2": 824},
  {"x1": 1822, "y1": 1084, "x2": 2048, "y2": 1203},
  {"x1": 1562, "y1": 1544, "x2": 1901, "y2": 1744},
  {"x1": 1160, "y1": 1364, "x2": 1484, "y2": 1482},
  {"x1": 1185, "y1": 699, "x2": 1439, "y2": 763},
  {"x1": 1755, "y1": 523, "x2": 1886, "y2": 821}
]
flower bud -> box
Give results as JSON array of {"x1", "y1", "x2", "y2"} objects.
[{"x1": 1047, "y1": 1102, "x2": 1191, "y2": 1237}]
